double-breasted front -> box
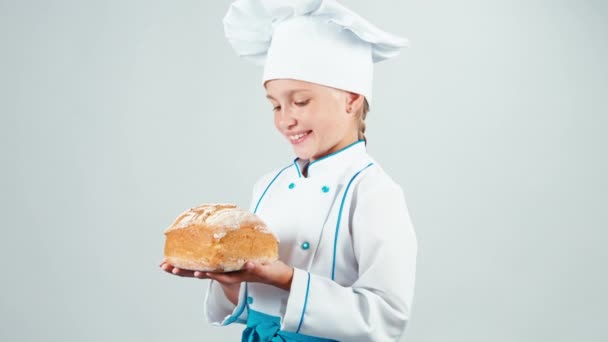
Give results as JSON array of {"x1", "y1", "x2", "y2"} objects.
[{"x1": 205, "y1": 141, "x2": 417, "y2": 341}]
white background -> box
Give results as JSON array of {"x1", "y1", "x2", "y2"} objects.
[{"x1": 1, "y1": 0, "x2": 607, "y2": 341}]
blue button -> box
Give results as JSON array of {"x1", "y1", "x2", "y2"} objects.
[
  {"x1": 247, "y1": 296, "x2": 253, "y2": 304},
  {"x1": 301, "y1": 241, "x2": 310, "y2": 250},
  {"x1": 288, "y1": 182, "x2": 295, "y2": 189},
  {"x1": 321, "y1": 186, "x2": 330, "y2": 193}
]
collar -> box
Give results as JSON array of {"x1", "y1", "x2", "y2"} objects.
[{"x1": 293, "y1": 140, "x2": 367, "y2": 178}]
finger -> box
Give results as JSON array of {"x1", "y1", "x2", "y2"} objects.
[
  {"x1": 206, "y1": 271, "x2": 245, "y2": 284},
  {"x1": 243, "y1": 260, "x2": 291, "y2": 288},
  {"x1": 194, "y1": 271, "x2": 210, "y2": 279},
  {"x1": 243, "y1": 261, "x2": 263, "y2": 278},
  {"x1": 248, "y1": 261, "x2": 272, "y2": 278},
  {"x1": 244, "y1": 261, "x2": 257, "y2": 271},
  {"x1": 172, "y1": 267, "x2": 195, "y2": 277}
]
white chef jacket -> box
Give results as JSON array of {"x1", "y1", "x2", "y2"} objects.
[{"x1": 204, "y1": 140, "x2": 417, "y2": 341}]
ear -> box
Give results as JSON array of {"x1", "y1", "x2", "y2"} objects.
[{"x1": 345, "y1": 92, "x2": 365, "y2": 114}]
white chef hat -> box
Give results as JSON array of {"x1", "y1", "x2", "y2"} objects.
[{"x1": 223, "y1": 0, "x2": 408, "y2": 105}]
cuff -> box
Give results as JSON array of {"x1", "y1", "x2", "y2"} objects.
[
  {"x1": 204, "y1": 280, "x2": 248, "y2": 325},
  {"x1": 281, "y1": 268, "x2": 311, "y2": 333}
]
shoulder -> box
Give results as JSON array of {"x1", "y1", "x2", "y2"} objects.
[
  {"x1": 353, "y1": 159, "x2": 405, "y2": 200},
  {"x1": 349, "y1": 160, "x2": 416, "y2": 238}
]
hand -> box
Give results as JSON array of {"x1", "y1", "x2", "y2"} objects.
[
  {"x1": 160, "y1": 259, "x2": 242, "y2": 281},
  {"x1": 159, "y1": 259, "x2": 294, "y2": 303},
  {"x1": 205, "y1": 260, "x2": 294, "y2": 291},
  {"x1": 159, "y1": 259, "x2": 242, "y2": 304},
  {"x1": 159, "y1": 260, "x2": 208, "y2": 278}
]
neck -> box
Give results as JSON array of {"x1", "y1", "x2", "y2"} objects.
[{"x1": 310, "y1": 134, "x2": 359, "y2": 163}]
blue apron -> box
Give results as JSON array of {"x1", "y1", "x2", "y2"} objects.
[{"x1": 242, "y1": 308, "x2": 337, "y2": 342}]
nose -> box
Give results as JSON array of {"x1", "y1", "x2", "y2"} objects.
[{"x1": 277, "y1": 108, "x2": 297, "y2": 131}]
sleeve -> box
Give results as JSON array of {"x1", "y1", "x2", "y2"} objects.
[
  {"x1": 204, "y1": 174, "x2": 280, "y2": 325},
  {"x1": 280, "y1": 180, "x2": 418, "y2": 341},
  {"x1": 203, "y1": 280, "x2": 248, "y2": 325},
  {"x1": 203, "y1": 171, "x2": 276, "y2": 326}
]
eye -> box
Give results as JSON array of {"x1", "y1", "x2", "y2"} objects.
[
  {"x1": 294, "y1": 99, "x2": 310, "y2": 107},
  {"x1": 272, "y1": 105, "x2": 281, "y2": 111}
]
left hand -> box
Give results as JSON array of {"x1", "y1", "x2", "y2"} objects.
[{"x1": 205, "y1": 260, "x2": 294, "y2": 291}]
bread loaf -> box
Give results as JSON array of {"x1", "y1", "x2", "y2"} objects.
[{"x1": 163, "y1": 204, "x2": 279, "y2": 272}]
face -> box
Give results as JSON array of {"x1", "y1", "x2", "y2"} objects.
[{"x1": 265, "y1": 79, "x2": 359, "y2": 162}]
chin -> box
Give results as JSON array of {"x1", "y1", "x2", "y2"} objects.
[
  {"x1": 293, "y1": 150, "x2": 313, "y2": 161},
  {"x1": 292, "y1": 145, "x2": 317, "y2": 161}
]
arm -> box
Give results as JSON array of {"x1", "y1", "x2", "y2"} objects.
[
  {"x1": 203, "y1": 259, "x2": 295, "y2": 325},
  {"x1": 281, "y1": 181, "x2": 418, "y2": 341},
  {"x1": 203, "y1": 170, "x2": 280, "y2": 325},
  {"x1": 159, "y1": 261, "x2": 246, "y2": 324},
  {"x1": 204, "y1": 279, "x2": 247, "y2": 325}
]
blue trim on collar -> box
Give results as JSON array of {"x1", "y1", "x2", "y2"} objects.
[
  {"x1": 310, "y1": 140, "x2": 364, "y2": 167},
  {"x1": 296, "y1": 272, "x2": 311, "y2": 334},
  {"x1": 293, "y1": 158, "x2": 302, "y2": 178},
  {"x1": 331, "y1": 162, "x2": 374, "y2": 280},
  {"x1": 293, "y1": 140, "x2": 365, "y2": 176}
]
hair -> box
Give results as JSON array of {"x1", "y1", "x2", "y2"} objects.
[{"x1": 356, "y1": 98, "x2": 370, "y2": 145}]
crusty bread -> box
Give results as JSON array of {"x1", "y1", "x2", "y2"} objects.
[{"x1": 163, "y1": 204, "x2": 279, "y2": 272}]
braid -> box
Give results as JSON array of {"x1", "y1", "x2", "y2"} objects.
[{"x1": 357, "y1": 99, "x2": 370, "y2": 145}]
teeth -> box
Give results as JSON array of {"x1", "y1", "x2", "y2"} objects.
[{"x1": 289, "y1": 132, "x2": 308, "y2": 140}]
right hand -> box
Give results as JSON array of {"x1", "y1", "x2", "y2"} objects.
[
  {"x1": 159, "y1": 259, "x2": 241, "y2": 305},
  {"x1": 159, "y1": 259, "x2": 208, "y2": 278}
]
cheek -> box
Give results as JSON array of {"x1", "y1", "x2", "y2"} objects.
[
  {"x1": 273, "y1": 112, "x2": 280, "y2": 130},
  {"x1": 311, "y1": 117, "x2": 334, "y2": 137},
  {"x1": 316, "y1": 109, "x2": 343, "y2": 128}
]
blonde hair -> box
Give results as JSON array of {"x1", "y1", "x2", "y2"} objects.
[{"x1": 356, "y1": 99, "x2": 370, "y2": 145}]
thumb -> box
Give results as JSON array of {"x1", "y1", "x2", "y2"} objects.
[
  {"x1": 245, "y1": 261, "x2": 271, "y2": 280},
  {"x1": 244, "y1": 261, "x2": 258, "y2": 272}
]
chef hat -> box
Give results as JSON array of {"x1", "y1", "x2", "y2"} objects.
[{"x1": 223, "y1": 0, "x2": 408, "y2": 104}]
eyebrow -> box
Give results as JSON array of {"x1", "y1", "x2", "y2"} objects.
[{"x1": 266, "y1": 89, "x2": 312, "y2": 101}]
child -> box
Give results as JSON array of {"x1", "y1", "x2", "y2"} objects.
[{"x1": 161, "y1": 0, "x2": 418, "y2": 340}]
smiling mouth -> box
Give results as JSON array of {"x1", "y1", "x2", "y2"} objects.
[{"x1": 288, "y1": 130, "x2": 312, "y2": 144}]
